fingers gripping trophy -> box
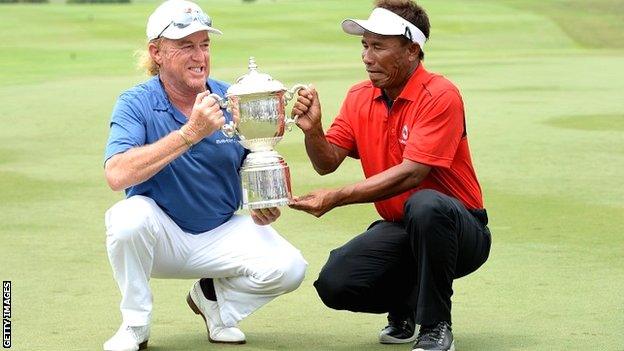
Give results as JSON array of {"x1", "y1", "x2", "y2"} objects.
[{"x1": 209, "y1": 57, "x2": 306, "y2": 209}]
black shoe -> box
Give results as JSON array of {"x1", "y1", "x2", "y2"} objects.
[
  {"x1": 412, "y1": 321, "x2": 454, "y2": 351},
  {"x1": 378, "y1": 311, "x2": 417, "y2": 344}
]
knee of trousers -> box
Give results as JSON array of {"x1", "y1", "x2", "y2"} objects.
[
  {"x1": 105, "y1": 195, "x2": 159, "y2": 245},
  {"x1": 258, "y1": 251, "x2": 308, "y2": 294},
  {"x1": 314, "y1": 273, "x2": 355, "y2": 310},
  {"x1": 313, "y1": 253, "x2": 359, "y2": 310}
]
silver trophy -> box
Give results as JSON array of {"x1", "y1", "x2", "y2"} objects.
[{"x1": 209, "y1": 57, "x2": 306, "y2": 209}]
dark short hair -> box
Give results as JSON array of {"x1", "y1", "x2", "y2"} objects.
[{"x1": 374, "y1": 0, "x2": 430, "y2": 60}]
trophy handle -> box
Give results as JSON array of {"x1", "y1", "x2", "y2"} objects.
[
  {"x1": 208, "y1": 94, "x2": 238, "y2": 139},
  {"x1": 206, "y1": 93, "x2": 230, "y2": 110},
  {"x1": 284, "y1": 84, "x2": 308, "y2": 104},
  {"x1": 205, "y1": 94, "x2": 238, "y2": 138},
  {"x1": 221, "y1": 121, "x2": 238, "y2": 138},
  {"x1": 285, "y1": 115, "x2": 299, "y2": 132},
  {"x1": 284, "y1": 84, "x2": 308, "y2": 131}
]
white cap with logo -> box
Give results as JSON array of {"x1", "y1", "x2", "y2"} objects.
[
  {"x1": 146, "y1": 0, "x2": 223, "y2": 41},
  {"x1": 342, "y1": 7, "x2": 427, "y2": 48}
]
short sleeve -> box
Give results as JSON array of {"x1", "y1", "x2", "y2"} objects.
[
  {"x1": 403, "y1": 90, "x2": 464, "y2": 168},
  {"x1": 325, "y1": 97, "x2": 359, "y2": 158},
  {"x1": 104, "y1": 94, "x2": 147, "y2": 163}
]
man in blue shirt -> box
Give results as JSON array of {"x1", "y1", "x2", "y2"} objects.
[{"x1": 102, "y1": 1, "x2": 307, "y2": 350}]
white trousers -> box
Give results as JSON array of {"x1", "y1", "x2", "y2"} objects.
[{"x1": 105, "y1": 195, "x2": 307, "y2": 327}]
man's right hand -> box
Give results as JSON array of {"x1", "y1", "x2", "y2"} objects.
[
  {"x1": 185, "y1": 91, "x2": 226, "y2": 142},
  {"x1": 292, "y1": 85, "x2": 323, "y2": 133}
]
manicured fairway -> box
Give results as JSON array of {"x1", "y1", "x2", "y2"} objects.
[{"x1": 0, "y1": 1, "x2": 622, "y2": 350}]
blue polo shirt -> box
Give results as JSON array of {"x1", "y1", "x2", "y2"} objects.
[{"x1": 104, "y1": 76, "x2": 245, "y2": 234}]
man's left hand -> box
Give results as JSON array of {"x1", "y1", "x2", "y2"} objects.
[
  {"x1": 289, "y1": 189, "x2": 339, "y2": 217},
  {"x1": 250, "y1": 207, "x2": 281, "y2": 226}
]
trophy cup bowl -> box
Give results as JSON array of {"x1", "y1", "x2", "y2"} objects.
[{"x1": 209, "y1": 57, "x2": 306, "y2": 209}]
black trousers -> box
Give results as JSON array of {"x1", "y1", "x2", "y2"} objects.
[{"x1": 314, "y1": 189, "x2": 491, "y2": 325}]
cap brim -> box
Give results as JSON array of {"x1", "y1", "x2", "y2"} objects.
[
  {"x1": 341, "y1": 18, "x2": 403, "y2": 37},
  {"x1": 341, "y1": 19, "x2": 366, "y2": 36},
  {"x1": 161, "y1": 21, "x2": 223, "y2": 40}
]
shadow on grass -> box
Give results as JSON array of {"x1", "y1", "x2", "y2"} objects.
[
  {"x1": 148, "y1": 330, "x2": 536, "y2": 351},
  {"x1": 150, "y1": 331, "x2": 394, "y2": 351}
]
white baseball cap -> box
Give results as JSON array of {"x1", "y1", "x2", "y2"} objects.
[
  {"x1": 342, "y1": 7, "x2": 427, "y2": 48},
  {"x1": 146, "y1": 0, "x2": 223, "y2": 41}
]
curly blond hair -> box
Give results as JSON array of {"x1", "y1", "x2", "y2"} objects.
[{"x1": 136, "y1": 38, "x2": 163, "y2": 76}]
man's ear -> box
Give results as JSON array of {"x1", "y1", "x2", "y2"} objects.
[
  {"x1": 408, "y1": 42, "x2": 420, "y2": 62},
  {"x1": 148, "y1": 40, "x2": 163, "y2": 66}
]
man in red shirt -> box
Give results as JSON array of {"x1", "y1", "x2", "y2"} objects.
[{"x1": 290, "y1": 1, "x2": 491, "y2": 350}]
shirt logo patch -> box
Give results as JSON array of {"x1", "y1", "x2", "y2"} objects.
[{"x1": 400, "y1": 125, "x2": 409, "y2": 145}]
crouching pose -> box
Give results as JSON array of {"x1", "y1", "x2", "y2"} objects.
[
  {"x1": 290, "y1": 1, "x2": 490, "y2": 350},
  {"x1": 102, "y1": 1, "x2": 306, "y2": 350}
]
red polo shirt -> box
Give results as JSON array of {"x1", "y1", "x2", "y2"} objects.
[{"x1": 326, "y1": 63, "x2": 483, "y2": 222}]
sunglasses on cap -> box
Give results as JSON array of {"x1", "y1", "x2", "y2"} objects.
[{"x1": 157, "y1": 10, "x2": 213, "y2": 39}]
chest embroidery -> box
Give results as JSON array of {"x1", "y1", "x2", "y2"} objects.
[{"x1": 400, "y1": 124, "x2": 409, "y2": 145}]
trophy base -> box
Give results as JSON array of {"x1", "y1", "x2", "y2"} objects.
[
  {"x1": 244, "y1": 198, "x2": 291, "y2": 210},
  {"x1": 240, "y1": 150, "x2": 292, "y2": 209}
]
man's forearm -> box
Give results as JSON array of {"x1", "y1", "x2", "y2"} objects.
[
  {"x1": 304, "y1": 128, "x2": 342, "y2": 175},
  {"x1": 334, "y1": 160, "x2": 430, "y2": 207},
  {"x1": 105, "y1": 130, "x2": 189, "y2": 191}
]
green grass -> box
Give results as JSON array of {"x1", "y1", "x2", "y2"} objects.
[{"x1": 1, "y1": 1, "x2": 623, "y2": 350}]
